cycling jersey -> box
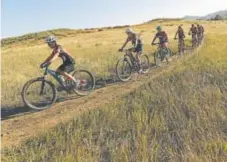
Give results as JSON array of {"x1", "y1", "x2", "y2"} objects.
[
  {"x1": 177, "y1": 28, "x2": 185, "y2": 39},
  {"x1": 197, "y1": 26, "x2": 202, "y2": 35},
  {"x1": 53, "y1": 45, "x2": 75, "y2": 64},
  {"x1": 127, "y1": 33, "x2": 143, "y2": 46},
  {"x1": 156, "y1": 31, "x2": 168, "y2": 44},
  {"x1": 190, "y1": 27, "x2": 197, "y2": 36}
]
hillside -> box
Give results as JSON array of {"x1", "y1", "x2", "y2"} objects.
[
  {"x1": 1, "y1": 20, "x2": 227, "y2": 161},
  {"x1": 201, "y1": 10, "x2": 227, "y2": 19},
  {"x1": 1, "y1": 25, "x2": 130, "y2": 48},
  {"x1": 183, "y1": 9, "x2": 227, "y2": 20}
]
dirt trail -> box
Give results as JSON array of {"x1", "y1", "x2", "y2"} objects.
[{"x1": 1, "y1": 50, "x2": 195, "y2": 149}]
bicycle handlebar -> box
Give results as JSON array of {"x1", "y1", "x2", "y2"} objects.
[{"x1": 40, "y1": 62, "x2": 51, "y2": 69}]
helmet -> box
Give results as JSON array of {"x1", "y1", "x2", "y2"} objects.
[
  {"x1": 178, "y1": 24, "x2": 183, "y2": 28},
  {"x1": 125, "y1": 28, "x2": 134, "y2": 34},
  {"x1": 45, "y1": 35, "x2": 56, "y2": 43},
  {"x1": 156, "y1": 26, "x2": 162, "y2": 31}
]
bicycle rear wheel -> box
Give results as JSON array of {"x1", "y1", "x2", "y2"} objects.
[
  {"x1": 21, "y1": 78, "x2": 57, "y2": 110},
  {"x1": 71, "y1": 70, "x2": 95, "y2": 96},
  {"x1": 140, "y1": 54, "x2": 150, "y2": 73},
  {"x1": 116, "y1": 58, "x2": 132, "y2": 82}
]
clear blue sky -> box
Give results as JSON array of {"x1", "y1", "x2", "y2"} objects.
[{"x1": 2, "y1": 0, "x2": 227, "y2": 38}]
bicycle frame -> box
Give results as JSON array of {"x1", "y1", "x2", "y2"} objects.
[
  {"x1": 43, "y1": 67, "x2": 64, "y2": 86},
  {"x1": 123, "y1": 50, "x2": 137, "y2": 67}
]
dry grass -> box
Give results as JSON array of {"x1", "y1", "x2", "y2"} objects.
[
  {"x1": 1, "y1": 20, "x2": 227, "y2": 161},
  {"x1": 1, "y1": 20, "x2": 183, "y2": 108}
]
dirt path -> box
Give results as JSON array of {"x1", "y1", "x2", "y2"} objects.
[{"x1": 1, "y1": 49, "x2": 195, "y2": 149}]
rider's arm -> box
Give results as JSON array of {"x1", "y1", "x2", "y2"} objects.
[
  {"x1": 43, "y1": 49, "x2": 60, "y2": 64},
  {"x1": 174, "y1": 31, "x2": 178, "y2": 39},
  {"x1": 120, "y1": 39, "x2": 129, "y2": 49},
  {"x1": 188, "y1": 28, "x2": 191, "y2": 35},
  {"x1": 151, "y1": 35, "x2": 157, "y2": 45},
  {"x1": 48, "y1": 49, "x2": 60, "y2": 63},
  {"x1": 42, "y1": 54, "x2": 53, "y2": 64}
]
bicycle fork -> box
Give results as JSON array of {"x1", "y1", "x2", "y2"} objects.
[{"x1": 40, "y1": 77, "x2": 46, "y2": 95}]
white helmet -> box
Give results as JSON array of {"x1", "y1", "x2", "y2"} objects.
[
  {"x1": 125, "y1": 28, "x2": 134, "y2": 34},
  {"x1": 45, "y1": 35, "x2": 56, "y2": 43}
]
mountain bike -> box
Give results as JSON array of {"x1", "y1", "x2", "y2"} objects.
[
  {"x1": 152, "y1": 43, "x2": 172, "y2": 66},
  {"x1": 116, "y1": 49, "x2": 150, "y2": 82},
  {"x1": 174, "y1": 37, "x2": 185, "y2": 55},
  {"x1": 197, "y1": 34, "x2": 202, "y2": 46},
  {"x1": 191, "y1": 35, "x2": 198, "y2": 49},
  {"x1": 21, "y1": 63, "x2": 95, "y2": 110}
]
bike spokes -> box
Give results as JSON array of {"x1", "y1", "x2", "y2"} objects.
[
  {"x1": 154, "y1": 51, "x2": 162, "y2": 66},
  {"x1": 72, "y1": 70, "x2": 95, "y2": 96},
  {"x1": 116, "y1": 59, "x2": 132, "y2": 82},
  {"x1": 22, "y1": 79, "x2": 57, "y2": 110},
  {"x1": 140, "y1": 55, "x2": 150, "y2": 73}
]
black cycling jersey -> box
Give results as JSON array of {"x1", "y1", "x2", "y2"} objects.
[{"x1": 57, "y1": 45, "x2": 75, "y2": 64}]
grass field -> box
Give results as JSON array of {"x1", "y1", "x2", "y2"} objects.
[
  {"x1": 2, "y1": 20, "x2": 217, "y2": 109},
  {"x1": 1, "y1": 20, "x2": 185, "y2": 108},
  {"x1": 1, "y1": 20, "x2": 227, "y2": 161}
]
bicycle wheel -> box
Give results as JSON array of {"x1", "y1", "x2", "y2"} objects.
[
  {"x1": 140, "y1": 54, "x2": 150, "y2": 73},
  {"x1": 154, "y1": 51, "x2": 162, "y2": 66},
  {"x1": 21, "y1": 78, "x2": 57, "y2": 110},
  {"x1": 71, "y1": 70, "x2": 95, "y2": 96},
  {"x1": 167, "y1": 48, "x2": 173, "y2": 57},
  {"x1": 116, "y1": 58, "x2": 132, "y2": 82}
]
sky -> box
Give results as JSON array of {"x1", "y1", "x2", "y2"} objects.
[{"x1": 1, "y1": 0, "x2": 227, "y2": 38}]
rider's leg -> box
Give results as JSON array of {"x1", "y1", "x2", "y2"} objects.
[
  {"x1": 57, "y1": 70, "x2": 76, "y2": 81},
  {"x1": 135, "y1": 44, "x2": 142, "y2": 64},
  {"x1": 192, "y1": 35, "x2": 196, "y2": 49},
  {"x1": 179, "y1": 39, "x2": 184, "y2": 56},
  {"x1": 56, "y1": 64, "x2": 77, "y2": 83},
  {"x1": 182, "y1": 39, "x2": 185, "y2": 53},
  {"x1": 126, "y1": 48, "x2": 136, "y2": 63},
  {"x1": 135, "y1": 52, "x2": 142, "y2": 72},
  {"x1": 196, "y1": 36, "x2": 199, "y2": 47},
  {"x1": 163, "y1": 43, "x2": 169, "y2": 63},
  {"x1": 178, "y1": 40, "x2": 181, "y2": 56},
  {"x1": 197, "y1": 34, "x2": 200, "y2": 45}
]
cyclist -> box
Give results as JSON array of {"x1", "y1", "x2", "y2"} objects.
[
  {"x1": 40, "y1": 36, "x2": 78, "y2": 87},
  {"x1": 151, "y1": 26, "x2": 169, "y2": 63},
  {"x1": 196, "y1": 24, "x2": 202, "y2": 45},
  {"x1": 174, "y1": 25, "x2": 185, "y2": 56},
  {"x1": 119, "y1": 28, "x2": 143, "y2": 73},
  {"x1": 188, "y1": 24, "x2": 198, "y2": 48}
]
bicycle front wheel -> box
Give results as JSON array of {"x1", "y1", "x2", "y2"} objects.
[
  {"x1": 116, "y1": 58, "x2": 132, "y2": 82},
  {"x1": 72, "y1": 70, "x2": 95, "y2": 96},
  {"x1": 21, "y1": 78, "x2": 57, "y2": 110}
]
